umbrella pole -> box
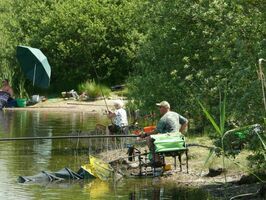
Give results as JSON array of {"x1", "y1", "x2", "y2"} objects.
[{"x1": 33, "y1": 63, "x2": 36, "y2": 86}]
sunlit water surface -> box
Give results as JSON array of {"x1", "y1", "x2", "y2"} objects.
[{"x1": 0, "y1": 110, "x2": 211, "y2": 200}]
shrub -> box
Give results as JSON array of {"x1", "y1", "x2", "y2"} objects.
[
  {"x1": 78, "y1": 80, "x2": 110, "y2": 99},
  {"x1": 113, "y1": 87, "x2": 128, "y2": 97}
]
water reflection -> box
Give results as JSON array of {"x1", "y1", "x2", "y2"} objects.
[
  {"x1": 16, "y1": 178, "x2": 211, "y2": 200},
  {"x1": 83, "y1": 179, "x2": 111, "y2": 199},
  {"x1": 0, "y1": 110, "x2": 13, "y2": 134},
  {"x1": 0, "y1": 110, "x2": 102, "y2": 137}
]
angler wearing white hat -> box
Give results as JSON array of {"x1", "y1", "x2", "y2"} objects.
[{"x1": 107, "y1": 100, "x2": 128, "y2": 135}]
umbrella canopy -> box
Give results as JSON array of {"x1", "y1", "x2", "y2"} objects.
[{"x1": 16, "y1": 45, "x2": 51, "y2": 88}]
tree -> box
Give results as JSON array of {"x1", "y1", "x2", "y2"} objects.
[
  {"x1": 128, "y1": 0, "x2": 266, "y2": 126},
  {"x1": 5, "y1": 0, "x2": 146, "y2": 92}
]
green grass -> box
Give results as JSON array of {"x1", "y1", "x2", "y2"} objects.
[
  {"x1": 112, "y1": 87, "x2": 128, "y2": 97},
  {"x1": 78, "y1": 80, "x2": 111, "y2": 99}
]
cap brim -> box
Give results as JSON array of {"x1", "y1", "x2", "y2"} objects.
[{"x1": 156, "y1": 103, "x2": 161, "y2": 106}]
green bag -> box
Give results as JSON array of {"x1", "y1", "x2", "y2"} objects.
[{"x1": 151, "y1": 132, "x2": 186, "y2": 153}]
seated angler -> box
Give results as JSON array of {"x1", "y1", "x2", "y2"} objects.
[
  {"x1": 107, "y1": 100, "x2": 129, "y2": 135},
  {"x1": 141, "y1": 101, "x2": 188, "y2": 165},
  {"x1": 0, "y1": 79, "x2": 14, "y2": 109}
]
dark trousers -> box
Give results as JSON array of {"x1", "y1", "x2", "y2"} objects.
[{"x1": 108, "y1": 124, "x2": 128, "y2": 135}]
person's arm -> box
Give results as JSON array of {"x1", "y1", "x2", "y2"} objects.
[
  {"x1": 140, "y1": 128, "x2": 158, "y2": 138},
  {"x1": 179, "y1": 122, "x2": 188, "y2": 134},
  {"x1": 179, "y1": 115, "x2": 188, "y2": 134},
  {"x1": 107, "y1": 110, "x2": 116, "y2": 119},
  {"x1": 140, "y1": 120, "x2": 163, "y2": 138},
  {"x1": 8, "y1": 87, "x2": 14, "y2": 97}
]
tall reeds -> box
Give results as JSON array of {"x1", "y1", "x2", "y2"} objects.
[
  {"x1": 17, "y1": 78, "x2": 28, "y2": 99},
  {"x1": 197, "y1": 91, "x2": 228, "y2": 181}
]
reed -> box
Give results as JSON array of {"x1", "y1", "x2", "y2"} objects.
[
  {"x1": 197, "y1": 90, "x2": 228, "y2": 182},
  {"x1": 17, "y1": 78, "x2": 28, "y2": 98},
  {"x1": 198, "y1": 91, "x2": 265, "y2": 183}
]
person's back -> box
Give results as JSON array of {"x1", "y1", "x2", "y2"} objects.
[
  {"x1": 113, "y1": 107, "x2": 128, "y2": 127},
  {"x1": 155, "y1": 101, "x2": 188, "y2": 134},
  {"x1": 156, "y1": 111, "x2": 182, "y2": 133}
]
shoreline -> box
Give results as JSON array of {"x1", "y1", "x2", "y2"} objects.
[{"x1": 3, "y1": 98, "x2": 122, "y2": 114}]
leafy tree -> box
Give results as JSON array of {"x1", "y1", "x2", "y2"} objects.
[
  {"x1": 128, "y1": 0, "x2": 266, "y2": 126},
  {"x1": 5, "y1": 0, "x2": 146, "y2": 92},
  {"x1": 0, "y1": 0, "x2": 17, "y2": 87}
]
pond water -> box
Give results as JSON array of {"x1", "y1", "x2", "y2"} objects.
[{"x1": 0, "y1": 110, "x2": 212, "y2": 200}]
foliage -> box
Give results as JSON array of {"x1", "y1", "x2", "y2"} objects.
[
  {"x1": 258, "y1": 59, "x2": 266, "y2": 114},
  {"x1": 219, "y1": 124, "x2": 266, "y2": 171},
  {"x1": 112, "y1": 87, "x2": 128, "y2": 97},
  {"x1": 127, "y1": 0, "x2": 266, "y2": 126},
  {"x1": 2, "y1": 0, "x2": 146, "y2": 93},
  {"x1": 197, "y1": 91, "x2": 228, "y2": 181},
  {"x1": 214, "y1": 124, "x2": 265, "y2": 156},
  {"x1": 78, "y1": 80, "x2": 110, "y2": 99},
  {"x1": 199, "y1": 93, "x2": 265, "y2": 173},
  {"x1": 17, "y1": 78, "x2": 29, "y2": 99},
  {"x1": 245, "y1": 125, "x2": 266, "y2": 171},
  {"x1": 0, "y1": 0, "x2": 18, "y2": 90},
  {"x1": 0, "y1": 0, "x2": 265, "y2": 177},
  {"x1": 1, "y1": 0, "x2": 265, "y2": 125}
]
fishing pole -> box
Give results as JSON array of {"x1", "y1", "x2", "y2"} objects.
[
  {"x1": 0, "y1": 134, "x2": 138, "y2": 142},
  {"x1": 93, "y1": 65, "x2": 109, "y2": 111}
]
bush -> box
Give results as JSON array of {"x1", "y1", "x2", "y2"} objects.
[
  {"x1": 78, "y1": 80, "x2": 110, "y2": 99},
  {"x1": 113, "y1": 87, "x2": 129, "y2": 97}
]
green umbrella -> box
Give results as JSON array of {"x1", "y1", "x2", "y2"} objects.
[{"x1": 16, "y1": 45, "x2": 51, "y2": 88}]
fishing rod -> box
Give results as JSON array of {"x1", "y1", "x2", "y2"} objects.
[
  {"x1": 0, "y1": 134, "x2": 138, "y2": 142},
  {"x1": 93, "y1": 65, "x2": 109, "y2": 111},
  {"x1": 0, "y1": 134, "x2": 213, "y2": 150}
]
